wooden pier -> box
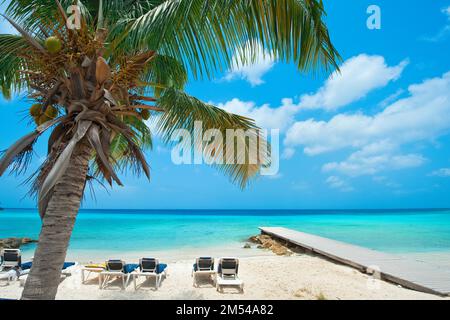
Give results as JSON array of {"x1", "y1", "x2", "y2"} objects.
[{"x1": 259, "y1": 227, "x2": 450, "y2": 296}]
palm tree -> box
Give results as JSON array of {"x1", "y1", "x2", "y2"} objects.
[{"x1": 0, "y1": 0, "x2": 339, "y2": 299}]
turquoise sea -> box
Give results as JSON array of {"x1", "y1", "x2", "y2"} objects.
[{"x1": 1, "y1": 209, "x2": 450, "y2": 261}]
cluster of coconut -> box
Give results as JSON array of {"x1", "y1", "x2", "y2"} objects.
[
  {"x1": 34, "y1": 36, "x2": 151, "y2": 123},
  {"x1": 27, "y1": 37, "x2": 62, "y2": 126},
  {"x1": 30, "y1": 104, "x2": 58, "y2": 125}
]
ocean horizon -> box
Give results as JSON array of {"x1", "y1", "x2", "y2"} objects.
[{"x1": 2, "y1": 208, "x2": 450, "y2": 263}]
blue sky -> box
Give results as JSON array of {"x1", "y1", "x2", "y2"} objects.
[{"x1": 1, "y1": 0, "x2": 450, "y2": 209}]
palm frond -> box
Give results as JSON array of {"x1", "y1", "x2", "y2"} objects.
[
  {"x1": 140, "y1": 54, "x2": 188, "y2": 97},
  {"x1": 157, "y1": 88, "x2": 268, "y2": 187},
  {"x1": 0, "y1": 34, "x2": 30, "y2": 98},
  {"x1": 108, "y1": 119, "x2": 152, "y2": 179},
  {"x1": 0, "y1": 131, "x2": 39, "y2": 176},
  {"x1": 0, "y1": 116, "x2": 62, "y2": 177},
  {"x1": 112, "y1": 0, "x2": 340, "y2": 79},
  {"x1": 39, "y1": 120, "x2": 92, "y2": 201},
  {"x1": 86, "y1": 124, "x2": 123, "y2": 186}
]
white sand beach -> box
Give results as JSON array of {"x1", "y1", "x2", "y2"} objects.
[{"x1": 1, "y1": 249, "x2": 448, "y2": 300}]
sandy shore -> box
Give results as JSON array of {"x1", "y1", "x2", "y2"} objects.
[{"x1": 1, "y1": 251, "x2": 447, "y2": 300}]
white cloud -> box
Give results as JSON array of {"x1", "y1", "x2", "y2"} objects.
[
  {"x1": 224, "y1": 41, "x2": 275, "y2": 86},
  {"x1": 266, "y1": 173, "x2": 283, "y2": 180},
  {"x1": 325, "y1": 176, "x2": 354, "y2": 192},
  {"x1": 422, "y1": 26, "x2": 450, "y2": 42},
  {"x1": 378, "y1": 89, "x2": 405, "y2": 108},
  {"x1": 442, "y1": 6, "x2": 450, "y2": 18},
  {"x1": 286, "y1": 71, "x2": 450, "y2": 176},
  {"x1": 217, "y1": 98, "x2": 298, "y2": 131},
  {"x1": 430, "y1": 168, "x2": 450, "y2": 177},
  {"x1": 323, "y1": 141, "x2": 426, "y2": 176},
  {"x1": 372, "y1": 176, "x2": 401, "y2": 189},
  {"x1": 422, "y1": 7, "x2": 450, "y2": 42},
  {"x1": 218, "y1": 54, "x2": 408, "y2": 133},
  {"x1": 291, "y1": 181, "x2": 310, "y2": 192},
  {"x1": 281, "y1": 148, "x2": 296, "y2": 160},
  {"x1": 286, "y1": 71, "x2": 450, "y2": 154},
  {"x1": 298, "y1": 54, "x2": 408, "y2": 111},
  {"x1": 215, "y1": 56, "x2": 450, "y2": 178}
]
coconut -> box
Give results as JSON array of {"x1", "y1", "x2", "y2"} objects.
[
  {"x1": 30, "y1": 103, "x2": 42, "y2": 117},
  {"x1": 140, "y1": 109, "x2": 150, "y2": 120},
  {"x1": 44, "y1": 105, "x2": 58, "y2": 119},
  {"x1": 96, "y1": 57, "x2": 111, "y2": 85},
  {"x1": 45, "y1": 36, "x2": 62, "y2": 54}
]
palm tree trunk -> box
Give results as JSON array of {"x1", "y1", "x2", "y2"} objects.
[{"x1": 21, "y1": 139, "x2": 92, "y2": 300}]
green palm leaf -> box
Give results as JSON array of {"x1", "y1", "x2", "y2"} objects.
[
  {"x1": 0, "y1": 34, "x2": 29, "y2": 98},
  {"x1": 112, "y1": 0, "x2": 340, "y2": 78},
  {"x1": 157, "y1": 88, "x2": 268, "y2": 188}
]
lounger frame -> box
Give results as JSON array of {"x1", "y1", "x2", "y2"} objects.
[{"x1": 0, "y1": 269, "x2": 18, "y2": 286}]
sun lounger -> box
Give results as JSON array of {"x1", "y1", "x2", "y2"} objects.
[
  {"x1": 131, "y1": 258, "x2": 167, "y2": 290},
  {"x1": 1, "y1": 249, "x2": 21, "y2": 271},
  {"x1": 99, "y1": 260, "x2": 136, "y2": 290},
  {"x1": 192, "y1": 257, "x2": 216, "y2": 287},
  {"x1": 216, "y1": 257, "x2": 244, "y2": 293},
  {"x1": 18, "y1": 262, "x2": 77, "y2": 286},
  {"x1": 20, "y1": 261, "x2": 76, "y2": 276},
  {"x1": 81, "y1": 263, "x2": 106, "y2": 284},
  {"x1": 0, "y1": 249, "x2": 22, "y2": 285}
]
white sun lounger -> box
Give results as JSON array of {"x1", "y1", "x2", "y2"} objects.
[
  {"x1": 99, "y1": 260, "x2": 129, "y2": 290},
  {"x1": 192, "y1": 257, "x2": 216, "y2": 287},
  {"x1": 132, "y1": 258, "x2": 167, "y2": 290},
  {"x1": 81, "y1": 265, "x2": 105, "y2": 284},
  {"x1": 18, "y1": 262, "x2": 78, "y2": 287},
  {"x1": 1, "y1": 249, "x2": 21, "y2": 271},
  {"x1": 216, "y1": 257, "x2": 244, "y2": 293},
  {"x1": 0, "y1": 249, "x2": 22, "y2": 286}
]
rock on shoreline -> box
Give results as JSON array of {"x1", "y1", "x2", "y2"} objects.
[
  {"x1": 0, "y1": 237, "x2": 38, "y2": 250},
  {"x1": 247, "y1": 234, "x2": 302, "y2": 256}
]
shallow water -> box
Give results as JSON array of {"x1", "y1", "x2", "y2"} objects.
[
  {"x1": 2, "y1": 209, "x2": 450, "y2": 260},
  {"x1": 0, "y1": 209, "x2": 450, "y2": 267}
]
